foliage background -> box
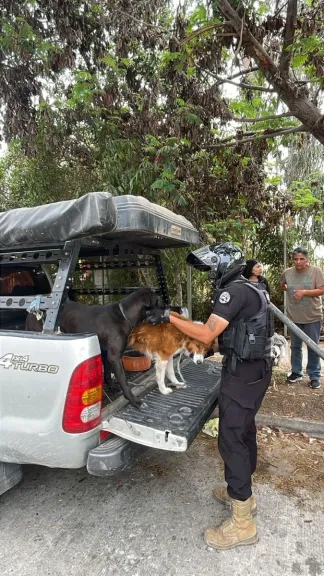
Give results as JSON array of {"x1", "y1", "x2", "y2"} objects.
[{"x1": 1, "y1": 0, "x2": 324, "y2": 321}]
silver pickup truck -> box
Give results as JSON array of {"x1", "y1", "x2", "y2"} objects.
[{"x1": 0, "y1": 192, "x2": 221, "y2": 496}]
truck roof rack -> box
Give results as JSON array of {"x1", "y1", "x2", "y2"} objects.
[{"x1": 0, "y1": 194, "x2": 199, "y2": 332}]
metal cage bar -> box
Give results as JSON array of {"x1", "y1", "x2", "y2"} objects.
[
  {"x1": 42, "y1": 240, "x2": 81, "y2": 333},
  {"x1": 154, "y1": 254, "x2": 170, "y2": 306}
]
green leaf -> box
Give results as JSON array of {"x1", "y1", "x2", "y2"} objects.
[
  {"x1": 160, "y1": 51, "x2": 182, "y2": 68},
  {"x1": 186, "y1": 66, "x2": 196, "y2": 78},
  {"x1": 241, "y1": 157, "x2": 250, "y2": 167},
  {"x1": 188, "y1": 4, "x2": 207, "y2": 26},
  {"x1": 185, "y1": 112, "x2": 201, "y2": 125},
  {"x1": 151, "y1": 179, "x2": 166, "y2": 190},
  {"x1": 101, "y1": 54, "x2": 117, "y2": 69},
  {"x1": 291, "y1": 53, "x2": 309, "y2": 68},
  {"x1": 120, "y1": 57, "x2": 135, "y2": 68}
]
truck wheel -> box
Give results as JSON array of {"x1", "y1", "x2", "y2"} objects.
[{"x1": 0, "y1": 462, "x2": 23, "y2": 496}]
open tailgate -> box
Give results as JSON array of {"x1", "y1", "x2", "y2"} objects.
[{"x1": 100, "y1": 359, "x2": 221, "y2": 451}]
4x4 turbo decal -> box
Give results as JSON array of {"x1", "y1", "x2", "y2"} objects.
[{"x1": 0, "y1": 353, "x2": 59, "y2": 374}]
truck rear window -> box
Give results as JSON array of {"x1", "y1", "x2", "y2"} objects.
[{"x1": 0, "y1": 266, "x2": 51, "y2": 296}]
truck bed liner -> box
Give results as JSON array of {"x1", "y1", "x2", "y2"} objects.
[{"x1": 101, "y1": 359, "x2": 221, "y2": 451}]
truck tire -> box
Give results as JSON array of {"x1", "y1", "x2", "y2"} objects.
[{"x1": 0, "y1": 462, "x2": 23, "y2": 496}]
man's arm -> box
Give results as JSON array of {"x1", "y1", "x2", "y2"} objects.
[
  {"x1": 169, "y1": 313, "x2": 229, "y2": 345},
  {"x1": 293, "y1": 286, "x2": 324, "y2": 301},
  {"x1": 299, "y1": 268, "x2": 324, "y2": 298},
  {"x1": 279, "y1": 272, "x2": 287, "y2": 291},
  {"x1": 303, "y1": 287, "x2": 324, "y2": 297}
]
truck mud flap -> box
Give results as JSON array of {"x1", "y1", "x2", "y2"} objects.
[
  {"x1": 0, "y1": 462, "x2": 23, "y2": 496},
  {"x1": 101, "y1": 359, "x2": 221, "y2": 452}
]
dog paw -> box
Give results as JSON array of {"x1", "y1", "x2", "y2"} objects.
[
  {"x1": 160, "y1": 387, "x2": 173, "y2": 395},
  {"x1": 126, "y1": 393, "x2": 142, "y2": 409},
  {"x1": 131, "y1": 398, "x2": 142, "y2": 409},
  {"x1": 175, "y1": 382, "x2": 187, "y2": 389},
  {"x1": 169, "y1": 380, "x2": 186, "y2": 388}
]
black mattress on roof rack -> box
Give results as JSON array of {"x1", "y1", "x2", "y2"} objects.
[
  {"x1": 0, "y1": 192, "x2": 117, "y2": 249},
  {"x1": 0, "y1": 192, "x2": 199, "y2": 250}
]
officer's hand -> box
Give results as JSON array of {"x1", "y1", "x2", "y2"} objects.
[{"x1": 145, "y1": 307, "x2": 170, "y2": 325}]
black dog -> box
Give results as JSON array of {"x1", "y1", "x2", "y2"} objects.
[{"x1": 26, "y1": 287, "x2": 158, "y2": 408}]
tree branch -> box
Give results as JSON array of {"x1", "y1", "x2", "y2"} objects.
[
  {"x1": 280, "y1": 0, "x2": 298, "y2": 73},
  {"x1": 210, "y1": 90, "x2": 297, "y2": 124},
  {"x1": 208, "y1": 125, "x2": 306, "y2": 148},
  {"x1": 217, "y1": 0, "x2": 324, "y2": 146},
  {"x1": 226, "y1": 66, "x2": 260, "y2": 80},
  {"x1": 231, "y1": 111, "x2": 297, "y2": 123},
  {"x1": 234, "y1": 9, "x2": 245, "y2": 60},
  {"x1": 181, "y1": 21, "x2": 232, "y2": 44},
  {"x1": 114, "y1": 9, "x2": 170, "y2": 34},
  {"x1": 218, "y1": 0, "x2": 278, "y2": 72},
  {"x1": 274, "y1": 2, "x2": 289, "y2": 19},
  {"x1": 198, "y1": 66, "x2": 275, "y2": 91},
  {"x1": 219, "y1": 76, "x2": 275, "y2": 92}
]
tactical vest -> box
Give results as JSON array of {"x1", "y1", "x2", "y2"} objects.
[{"x1": 218, "y1": 279, "x2": 274, "y2": 367}]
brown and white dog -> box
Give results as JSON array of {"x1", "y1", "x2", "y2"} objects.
[{"x1": 128, "y1": 312, "x2": 214, "y2": 395}]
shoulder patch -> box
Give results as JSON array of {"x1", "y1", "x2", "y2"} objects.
[{"x1": 219, "y1": 291, "x2": 231, "y2": 304}]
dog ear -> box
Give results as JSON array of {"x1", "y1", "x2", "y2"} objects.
[
  {"x1": 147, "y1": 291, "x2": 158, "y2": 309},
  {"x1": 139, "y1": 288, "x2": 157, "y2": 309}
]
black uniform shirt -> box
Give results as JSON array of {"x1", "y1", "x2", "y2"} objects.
[
  {"x1": 212, "y1": 281, "x2": 261, "y2": 324},
  {"x1": 213, "y1": 281, "x2": 271, "y2": 396},
  {"x1": 213, "y1": 281, "x2": 268, "y2": 379}
]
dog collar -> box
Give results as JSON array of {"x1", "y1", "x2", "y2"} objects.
[{"x1": 119, "y1": 303, "x2": 133, "y2": 330}]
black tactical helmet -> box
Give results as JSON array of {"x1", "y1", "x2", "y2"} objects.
[{"x1": 186, "y1": 242, "x2": 245, "y2": 288}]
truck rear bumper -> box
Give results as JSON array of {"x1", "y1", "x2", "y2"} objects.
[{"x1": 87, "y1": 434, "x2": 146, "y2": 477}]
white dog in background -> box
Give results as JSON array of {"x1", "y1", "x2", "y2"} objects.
[{"x1": 270, "y1": 333, "x2": 288, "y2": 366}]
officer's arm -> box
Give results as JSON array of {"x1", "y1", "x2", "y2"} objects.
[{"x1": 169, "y1": 313, "x2": 228, "y2": 345}]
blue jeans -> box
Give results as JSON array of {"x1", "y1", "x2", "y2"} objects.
[{"x1": 290, "y1": 321, "x2": 322, "y2": 380}]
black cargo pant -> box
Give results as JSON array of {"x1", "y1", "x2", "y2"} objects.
[{"x1": 218, "y1": 357, "x2": 272, "y2": 501}]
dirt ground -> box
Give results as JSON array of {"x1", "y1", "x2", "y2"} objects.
[
  {"x1": 254, "y1": 428, "x2": 324, "y2": 504},
  {"x1": 199, "y1": 429, "x2": 324, "y2": 506},
  {"x1": 260, "y1": 367, "x2": 324, "y2": 421},
  {"x1": 209, "y1": 341, "x2": 324, "y2": 421},
  {"x1": 204, "y1": 344, "x2": 324, "y2": 504},
  {"x1": 257, "y1": 346, "x2": 324, "y2": 501}
]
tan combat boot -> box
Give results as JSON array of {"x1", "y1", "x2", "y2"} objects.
[
  {"x1": 213, "y1": 485, "x2": 257, "y2": 516},
  {"x1": 204, "y1": 498, "x2": 258, "y2": 550}
]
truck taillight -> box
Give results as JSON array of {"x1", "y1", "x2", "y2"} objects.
[
  {"x1": 100, "y1": 430, "x2": 110, "y2": 441},
  {"x1": 63, "y1": 355, "x2": 103, "y2": 434}
]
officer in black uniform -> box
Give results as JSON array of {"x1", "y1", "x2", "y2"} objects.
[{"x1": 146, "y1": 242, "x2": 273, "y2": 550}]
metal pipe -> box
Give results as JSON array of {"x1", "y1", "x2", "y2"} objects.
[{"x1": 269, "y1": 302, "x2": 324, "y2": 361}]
